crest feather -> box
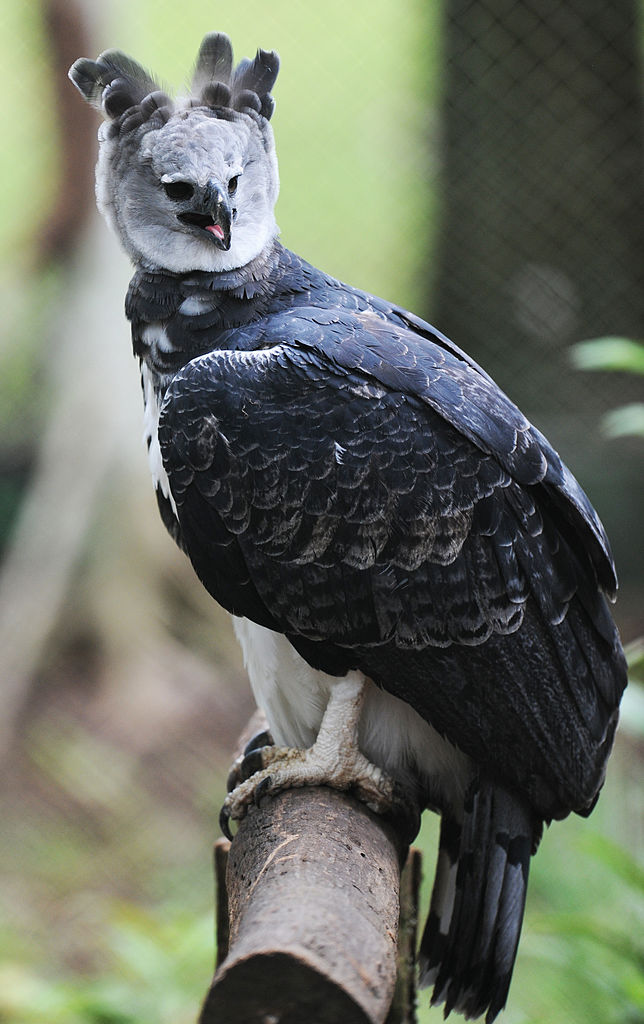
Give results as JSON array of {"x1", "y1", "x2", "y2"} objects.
[
  {"x1": 201, "y1": 82, "x2": 233, "y2": 109},
  {"x1": 192, "y1": 32, "x2": 234, "y2": 95},
  {"x1": 70, "y1": 34, "x2": 279, "y2": 125},
  {"x1": 232, "y1": 50, "x2": 279, "y2": 99},
  {"x1": 190, "y1": 32, "x2": 279, "y2": 120},
  {"x1": 69, "y1": 50, "x2": 174, "y2": 122}
]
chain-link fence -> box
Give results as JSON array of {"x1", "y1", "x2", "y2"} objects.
[{"x1": 431, "y1": 0, "x2": 644, "y2": 615}]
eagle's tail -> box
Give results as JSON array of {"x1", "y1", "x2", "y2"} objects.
[{"x1": 418, "y1": 778, "x2": 540, "y2": 1022}]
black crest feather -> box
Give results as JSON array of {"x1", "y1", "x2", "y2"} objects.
[
  {"x1": 201, "y1": 82, "x2": 233, "y2": 109},
  {"x1": 191, "y1": 32, "x2": 280, "y2": 120},
  {"x1": 192, "y1": 32, "x2": 234, "y2": 95},
  {"x1": 69, "y1": 50, "x2": 174, "y2": 124},
  {"x1": 234, "y1": 88, "x2": 262, "y2": 115},
  {"x1": 70, "y1": 34, "x2": 278, "y2": 124}
]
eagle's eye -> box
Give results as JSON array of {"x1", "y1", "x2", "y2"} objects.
[
  {"x1": 227, "y1": 175, "x2": 239, "y2": 197},
  {"x1": 163, "y1": 180, "x2": 195, "y2": 201}
]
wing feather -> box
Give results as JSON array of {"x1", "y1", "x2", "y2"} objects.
[{"x1": 158, "y1": 311, "x2": 626, "y2": 818}]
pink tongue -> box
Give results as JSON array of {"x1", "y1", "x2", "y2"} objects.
[{"x1": 206, "y1": 224, "x2": 225, "y2": 240}]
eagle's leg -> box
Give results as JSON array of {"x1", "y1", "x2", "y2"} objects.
[{"x1": 220, "y1": 672, "x2": 406, "y2": 839}]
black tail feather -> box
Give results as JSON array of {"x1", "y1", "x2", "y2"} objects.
[{"x1": 419, "y1": 779, "x2": 539, "y2": 1022}]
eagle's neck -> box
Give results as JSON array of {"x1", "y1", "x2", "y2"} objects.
[
  {"x1": 127, "y1": 241, "x2": 285, "y2": 322},
  {"x1": 125, "y1": 240, "x2": 313, "y2": 381}
]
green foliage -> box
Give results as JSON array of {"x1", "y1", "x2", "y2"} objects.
[
  {"x1": 571, "y1": 337, "x2": 644, "y2": 438},
  {"x1": 570, "y1": 335, "x2": 644, "y2": 735},
  {"x1": 618, "y1": 642, "x2": 644, "y2": 741},
  {"x1": 602, "y1": 403, "x2": 644, "y2": 441},
  {"x1": 0, "y1": 5, "x2": 59, "y2": 263},
  {"x1": 626, "y1": 639, "x2": 644, "y2": 686},
  {"x1": 0, "y1": 905, "x2": 214, "y2": 1024},
  {"x1": 4, "y1": 815, "x2": 643, "y2": 1024},
  {"x1": 519, "y1": 835, "x2": 644, "y2": 1024},
  {"x1": 571, "y1": 337, "x2": 644, "y2": 376}
]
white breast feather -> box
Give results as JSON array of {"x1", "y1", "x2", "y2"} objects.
[{"x1": 141, "y1": 362, "x2": 178, "y2": 517}]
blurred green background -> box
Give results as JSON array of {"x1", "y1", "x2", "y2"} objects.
[{"x1": 0, "y1": 1, "x2": 643, "y2": 1022}]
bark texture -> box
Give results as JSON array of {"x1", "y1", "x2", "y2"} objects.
[{"x1": 200, "y1": 786, "x2": 410, "y2": 1024}]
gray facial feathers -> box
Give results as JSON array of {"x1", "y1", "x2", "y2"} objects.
[{"x1": 68, "y1": 33, "x2": 280, "y2": 274}]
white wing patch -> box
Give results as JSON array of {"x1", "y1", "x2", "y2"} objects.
[
  {"x1": 141, "y1": 323, "x2": 175, "y2": 355},
  {"x1": 179, "y1": 295, "x2": 215, "y2": 316},
  {"x1": 141, "y1": 362, "x2": 178, "y2": 519}
]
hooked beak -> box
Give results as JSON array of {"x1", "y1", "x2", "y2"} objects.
[{"x1": 177, "y1": 180, "x2": 232, "y2": 251}]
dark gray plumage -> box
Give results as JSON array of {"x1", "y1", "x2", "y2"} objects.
[{"x1": 69, "y1": 33, "x2": 627, "y2": 1022}]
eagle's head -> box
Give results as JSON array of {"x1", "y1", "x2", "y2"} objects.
[{"x1": 69, "y1": 33, "x2": 280, "y2": 274}]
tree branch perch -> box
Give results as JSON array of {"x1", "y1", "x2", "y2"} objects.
[{"x1": 200, "y1": 784, "x2": 418, "y2": 1024}]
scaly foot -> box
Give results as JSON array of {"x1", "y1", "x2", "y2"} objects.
[{"x1": 220, "y1": 673, "x2": 406, "y2": 839}]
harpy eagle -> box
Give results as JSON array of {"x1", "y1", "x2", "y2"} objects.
[{"x1": 69, "y1": 33, "x2": 627, "y2": 1022}]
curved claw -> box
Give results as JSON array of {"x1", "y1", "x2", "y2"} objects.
[
  {"x1": 226, "y1": 731, "x2": 276, "y2": 793},
  {"x1": 226, "y1": 767, "x2": 239, "y2": 794},
  {"x1": 254, "y1": 774, "x2": 273, "y2": 807},
  {"x1": 219, "y1": 803, "x2": 234, "y2": 841},
  {"x1": 219, "y1": 771, "x2": 273, "y2": 840},
  {"x1": 243, "y1": 729, "x2": 274, "y2": 756},
  {"x1": 225, "y1": 748, "x2": 267, "y2": 793},
  {"x1": 242, "y1": 748, "x2": 267, "y2": 780}
]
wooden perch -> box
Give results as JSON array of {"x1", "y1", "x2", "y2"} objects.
[{"x1": 200, "y1": 784, "x2": 420, "y2": 1024}]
